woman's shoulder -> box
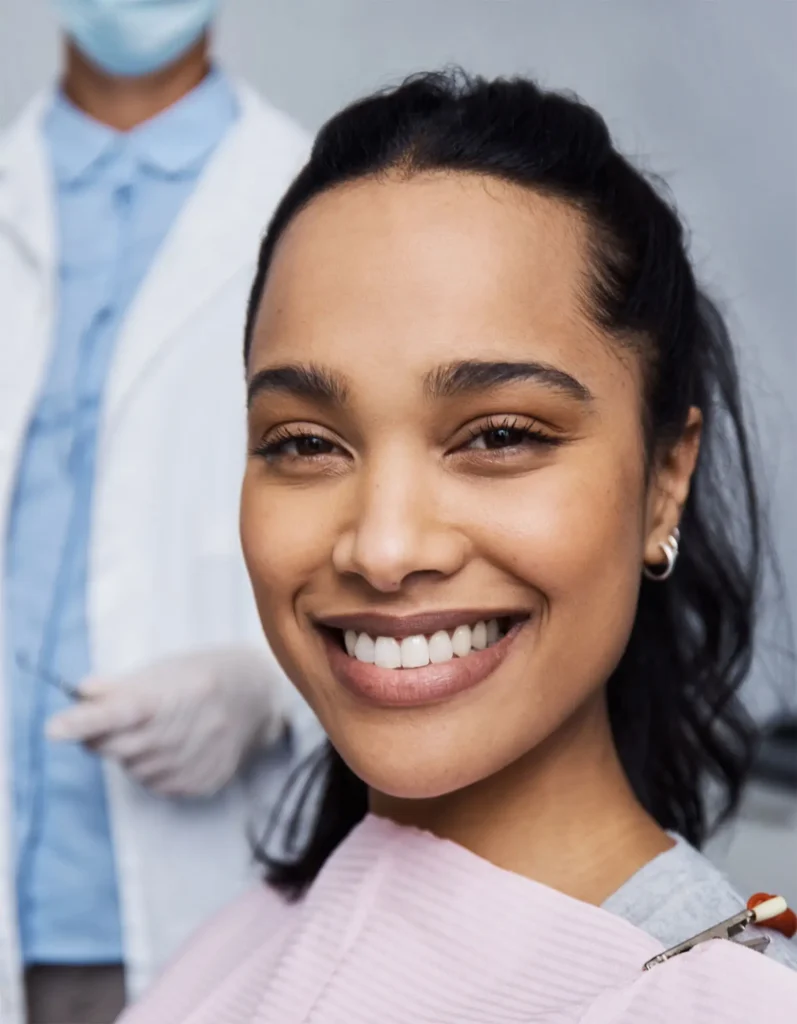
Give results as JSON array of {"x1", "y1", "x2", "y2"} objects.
[
  {"x1": 603, "y1": 834, "x2": 797, "y2": 970},
  {"x1": 586, "y1": 935, "x2": 797, "y2": 1023},
  {"x1": 184, "y1": 880, "x2": 297, "y2": 956},
  {"x1": 119, "y1": 882, "x2": 299, "y2": 1023}
]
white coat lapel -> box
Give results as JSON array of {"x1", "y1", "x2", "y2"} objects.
[
  {"x1": 0, "y1": 95, "x2": 56, "y2": 503},
  {"x1": 0, "y1": 96, "x2": 55, "y2": 1022},
  {"x1": 0, "y1": 94, "x2": 52, "y2": 268},
  {"x1": 103, "y1": 87, "x2": 309, "y2": 431}
]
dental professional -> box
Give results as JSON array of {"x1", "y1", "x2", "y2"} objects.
[{"x1": 0, "y1": 3, "x2": 317, "y2": 1021}]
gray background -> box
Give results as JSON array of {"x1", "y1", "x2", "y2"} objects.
[{"x1": 1, "y1": 1, "x2": 796, "y2": 897}]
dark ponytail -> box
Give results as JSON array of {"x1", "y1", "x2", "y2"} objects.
[{"x1": 246, "y1": 70, "x2": 768, "y2": 897}]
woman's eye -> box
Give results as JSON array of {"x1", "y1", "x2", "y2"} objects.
[
  {"x1": 464, "y1": 422, "x2": 559, "y2": 452},
  {"x1": 469, "y1": 426, "x2": 531, "y2": 450},
  {"x1": 284, "y1": 435, "x2": 337, "y2": 457},
  {"x1": 253, "y1": 431, "x2": 342, "y2": 461}
]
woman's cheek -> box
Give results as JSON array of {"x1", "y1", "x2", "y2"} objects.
[
  {"x1": 524, "y1": 458, "x2": 646, "y2": 670},
  {"x1": 241, "y1": 481, "x2": 306, "y2": 614},
  {"x1": 239, "y1": 483, "x2": 318, "y2": 690},
  {"x1": 464, "y1": 453, "x2": 645, "y2": 601}
]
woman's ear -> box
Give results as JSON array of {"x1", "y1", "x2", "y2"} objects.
[{"x1": 644, "y1": 407, "x2": 702, "y2": 567}]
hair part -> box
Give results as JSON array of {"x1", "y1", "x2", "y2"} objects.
[{"x1": 246, "y1": 69, "x2": 768, "y2": 898}]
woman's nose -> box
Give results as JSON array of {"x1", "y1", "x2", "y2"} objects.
[{"x1": 331, "y1": 459, "x2": 469, "y2": 593}]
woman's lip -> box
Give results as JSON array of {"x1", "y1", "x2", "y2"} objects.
[
  {"x1": 321, "y1": 619, "x2": 527, "y2": 708},
  {"x1": 314, "y1": 608, "x2": 529, "y2": 638}
]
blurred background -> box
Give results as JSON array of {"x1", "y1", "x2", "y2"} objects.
[{"x1": 1, "y1": 0, "x2": 794, "y2": 898}]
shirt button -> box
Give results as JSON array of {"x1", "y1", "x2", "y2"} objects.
[{"x1": 115, "y1": 182, "x2": 133, "y2": 206}]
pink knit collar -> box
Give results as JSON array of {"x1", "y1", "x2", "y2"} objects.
[{"x1": 254, "y1": 813, "x2": 665, "y2": 1021}]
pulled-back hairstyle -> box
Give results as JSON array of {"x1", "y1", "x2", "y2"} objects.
[{"x1": 244, "y1": 70, "x2": 765, "y2": 897}]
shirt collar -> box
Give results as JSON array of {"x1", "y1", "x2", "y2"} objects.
[
  {"x1": 45, "y1": 91, "x2": 115, "y2": 186},
  {"x1": 44, "y1": 68, "x2": 239, "y2": 186}
]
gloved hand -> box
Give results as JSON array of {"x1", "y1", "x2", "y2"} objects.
[{"x1": 46, "y1": 647, "x2": 288, "y2": 798}]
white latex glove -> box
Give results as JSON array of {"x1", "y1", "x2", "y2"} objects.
[{"x1": 46, "y1": 647, "x2": 288, "y2": 798}]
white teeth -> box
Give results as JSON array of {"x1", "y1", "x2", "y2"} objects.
[
  {"x1": 346, "y1": 618, "x2": 509, "y2": 670},
  {"x1": 428, "y1": 630, "x2": 454, "y2": 664},
  {"x1": 374, "y1": 636, "x2": 402, "y2": 669},
  {"x1": 451, "y1": 624, "x2": 472, "y2": 658},
  {"x1": 400, "y1": 635, "x2": 430, "y2": 669},
  {"x1": 353, "y1": 633, "x2": 375, "y2": 664}
]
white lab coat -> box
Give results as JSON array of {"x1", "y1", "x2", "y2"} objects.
[{"x1": 0, "y1": 82, "x2": 318, "y2": 1022}]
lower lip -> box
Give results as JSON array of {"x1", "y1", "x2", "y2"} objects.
[{"x1": 322, "y1": 621, "x2": 527, "y2": 708}]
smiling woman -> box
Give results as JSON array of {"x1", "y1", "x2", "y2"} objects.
[{"x1": 120, "y1": 71, "x2": 797, "y2": 1023}]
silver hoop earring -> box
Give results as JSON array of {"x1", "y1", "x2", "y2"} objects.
[{"x1": 643, "y1": 528, "x2": 680, "y2": 582}]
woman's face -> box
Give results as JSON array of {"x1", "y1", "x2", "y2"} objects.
[{"x1": 242, "y1": 174, "x2": 689, "y2": 799}]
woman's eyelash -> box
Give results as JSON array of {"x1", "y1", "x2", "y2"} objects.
[
  {"x1": 461, "y1": 416, "x2": 563, "y2": 450},
  {"x1": 252, "y1": 417, "x2": 563, "y2": 462},
  {"x1": 250, "y1": 426, "x2": 337, "y2": 460}
]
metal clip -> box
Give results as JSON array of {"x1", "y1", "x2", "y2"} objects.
[
  {"x1": 734, "y1": 935, "x2": 772, "y2": 955},
  {"x1": 643, "y1": 908, "x2": 767, "y2": 971}
]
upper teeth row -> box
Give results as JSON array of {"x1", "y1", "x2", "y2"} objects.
[{"x1": 344, "y1": 619, "x2": 502, "y2": 669}]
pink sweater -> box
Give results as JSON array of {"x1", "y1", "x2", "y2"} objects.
[{"x1": 121, "y1": 815, "x2": 797, "y2": 1023}]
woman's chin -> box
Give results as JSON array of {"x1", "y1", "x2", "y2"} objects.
[{"x1": 335, "y1": 733, "x2": 494, "y2": 802}]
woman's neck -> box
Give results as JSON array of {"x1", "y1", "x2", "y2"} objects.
[{"x1": 370, "y1": 696, "x2": 673, "y2": 906}]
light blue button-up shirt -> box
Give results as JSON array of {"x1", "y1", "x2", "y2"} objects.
[{"x1": 5, "y1": 71, "x2": 238, "y2": 964}]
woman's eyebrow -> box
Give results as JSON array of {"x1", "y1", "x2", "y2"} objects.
[
  {"x1": 424, "y1": 361, "x2": 593, "y2": 402},
  {"x1": 247, "y1": 364, "x2": 349, "y2": 408},
  {"x1": 247, "y1": 360, "x2": 592, "y2": 407}
]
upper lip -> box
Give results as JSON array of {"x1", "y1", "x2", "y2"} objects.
[{"x1": 313, "y1": 609, "x2": 530, "y2": 638}]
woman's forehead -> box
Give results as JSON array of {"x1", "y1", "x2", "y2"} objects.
[
  {"x1": 249, "y1": 173, "x2": 631, "y2": 396},
  {"x1": 257, "y1": 175, "x2": 588, "y2": 323}
]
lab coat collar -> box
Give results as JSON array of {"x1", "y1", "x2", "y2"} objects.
[
  {"x1": 0, "y1": 92, "x2": 54, "y2": 270},
  {"x1": 102, "y1": 82, "x2": 309, "y2": 432}
]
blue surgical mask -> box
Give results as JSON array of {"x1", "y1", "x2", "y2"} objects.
[{"x1": 54, "y1": 0, "x2": 219, "y2": 78}]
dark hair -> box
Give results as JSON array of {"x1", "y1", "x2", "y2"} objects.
[{"x1": 245, "y1": 70, "x2": 766, "y2": 897}]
